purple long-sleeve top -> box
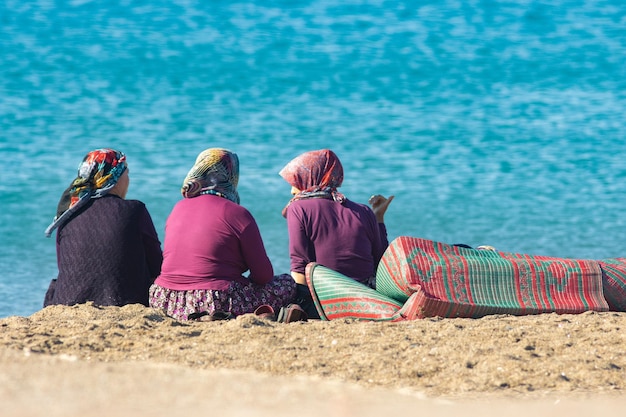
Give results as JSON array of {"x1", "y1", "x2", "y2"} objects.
[
  {"x1": 154, "y1": 194, "x2": 274, "y2": 291},
  {"x1": 285, "y1": 198, "x2": 388, "y2": 284},
  {"x1": 46, "y1": 195, "x2": 163, "y2": 307}
]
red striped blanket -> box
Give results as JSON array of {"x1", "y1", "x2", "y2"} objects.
[
  {"x1": 306, "y1": 236, "x2": 614, "y2": 321},
  {"x1": 377, "y1": 237, "x2": 609, "y2": 319}
]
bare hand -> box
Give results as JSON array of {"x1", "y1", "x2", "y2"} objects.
[{"x1": 368, "y1": 194, "x2": 394, "y2": 223}]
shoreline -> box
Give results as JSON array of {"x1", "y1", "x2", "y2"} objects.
[{"x1": 2, "y1": 303, "x2": 625, "y2": 415}]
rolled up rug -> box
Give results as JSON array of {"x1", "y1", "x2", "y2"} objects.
[
  {"x1": 305, "y1": 263, "x2": 404, "y2": 321},
  {"x1": 597, "y1": 258, "x2": 626, "y2": 312},
  {"x1": 376, "y1": 236, "x2": 610, "y2": 319},
  {"x1": 306, "y1": 236, "x2": 611, "y2": 321}
]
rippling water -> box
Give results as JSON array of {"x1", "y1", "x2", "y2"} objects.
[{"x1": 1, "y1": 0, "x2": 625, "y2": 317}]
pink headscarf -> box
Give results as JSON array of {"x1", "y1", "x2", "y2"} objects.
[{"x1": 279, "y1": 149, "x2": 346, "y2": 217}]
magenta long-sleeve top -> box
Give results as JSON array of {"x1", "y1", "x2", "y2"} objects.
[
  {"x1": 154, "y1": 194, "x2": 274, "y2": 291},
  {"x1": 285, "y1": 198, "x2": 388, "y2": 284}
]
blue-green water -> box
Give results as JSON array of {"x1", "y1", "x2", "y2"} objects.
[{"x1": 1, "y1": 0, "x2": 625, "y2": 318}]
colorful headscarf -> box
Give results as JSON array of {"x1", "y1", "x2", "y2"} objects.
[
  {"x1": 279, "y1": 149, "x2": 346, "y2": 217},
  {"x1": 181, "y1": 148, "x2": 240, "y2": 204},
  {"x1": 45, "y1": 148, "x2": 127, "y2": 237}
]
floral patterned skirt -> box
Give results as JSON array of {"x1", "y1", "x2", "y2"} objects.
[{"x1": 148, "y1": 274, "x2": 297, "y2": 321}]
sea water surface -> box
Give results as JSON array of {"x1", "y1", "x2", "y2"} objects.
[{"x1": 1, "y1": 0, "x2": 625, "y2": 318}]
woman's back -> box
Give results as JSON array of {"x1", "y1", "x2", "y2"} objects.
[
  {"x1": 148, "y1": 147, "x2": 296, "y2": 321},
  {"x1": 52, "y1": 195, "x2": 162, "y2": 306},
  {"x1": 156, "y1": 194, "x2": 273, "y2": 290},
  {"x1": 285, "y1": 198, "x2": 385, "y2": 283}
]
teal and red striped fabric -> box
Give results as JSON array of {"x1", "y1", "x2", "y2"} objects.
[
  {"x1": 307, "y1": 236, "x2": 614, "y2": 321},
  {"x1": 597, "y1": 258, "x2": 626, "y2": 312},
  {"x1": 377, "y1": 237, "x2": 609, "y2": 319},
  {"x1": 306, "y1": 262, "x2": 404, "y2": 321}
]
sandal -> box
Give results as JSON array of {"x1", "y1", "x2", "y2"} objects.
[
  {"x1": 207, "y1": 311, "x2": 233, "y2": 321},
  {"x1": 277, "y1": 304, "x2": 308, "y2": 323},
  {"x1": 254, "y1": 304, "x2": 276, "y2": 321},
  {"x1": 188, "y1": 311, "x2": 233, "y2": 321}
]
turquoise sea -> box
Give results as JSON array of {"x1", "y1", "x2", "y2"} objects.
[{"x1": 1, "y1": 0, "x2": 625, "y2": 318}]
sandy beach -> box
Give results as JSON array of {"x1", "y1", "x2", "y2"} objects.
[{"x1": 1, "y1": 303, "x2": 625, "y2": 416}]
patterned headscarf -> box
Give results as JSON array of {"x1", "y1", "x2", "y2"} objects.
[
  {"x1": 181, "y1": 148, "x2": 240, "y2": 204},
  {"x1": 45, "y1": 148, "x2": 127, "y2": 237},
  {"x1": 279, "y1": 149, "x2": 346, "y2": 217}
]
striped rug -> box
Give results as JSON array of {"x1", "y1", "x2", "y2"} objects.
[
  {"x1": 305, "y1": 262, "x2": 404, "y2": 321},
  {"x1": 377, "y1": 236, "x2": 609, "y2": 319},
  {"x1": 306, "y1": 236, "x2": 612, "y2": 321},
  {"x1": 597, "y1": 258, "x2": 626, "y2": 312}
]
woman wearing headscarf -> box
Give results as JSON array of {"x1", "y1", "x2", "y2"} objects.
[
  {"x1": 44, "y1": 148, "x2": 163, "y2": 307},
  {"x1": 279, "y1": 149, "x2": 394, "y2": 317},
  {"x1": 149, "y1": 148, "x2": 296, "y2": 321}
]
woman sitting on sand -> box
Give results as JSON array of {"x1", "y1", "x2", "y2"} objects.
[
  {"x1": 44, "y1": 148, "x2": 163, "y2": 307},
  {"x1": 279, "y1": 149, "x2": 394, "y2": 317},
  {"x1": 149, "y1": 148, "x2": 296, "y2": 321}
]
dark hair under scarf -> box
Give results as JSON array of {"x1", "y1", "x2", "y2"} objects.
[
  {"x1": 45, "y1": 148, "x2": 127, "y2": 237},
  {"x1": 279, "y1": 149, "x2": 346, "y2": 217}
]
